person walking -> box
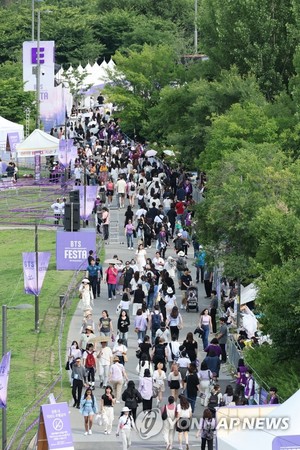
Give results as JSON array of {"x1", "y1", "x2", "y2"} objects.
[
  {"x1": 79, "y1": 387, "x2": 98, "y2": 435},
  {"x1": 97, "y1": 341, "x2": 113, "y2": 388},
  {"x1": 86, "y1": 258, "x2": 100, "y2": 299},
  {"x1": 108, "y1": 356, "x2": 128, "y2": 403},
  {"x1": 139, "y1": 368, "x2": 154, "y2": 411},
  {"x1": 51, "y1": 198, "x2": 61, "y2": 225},
  {"x1": 79, "y1": 278, "x2": 94, "y2": 311},
  {"x1": 102, "y1": 207, "x2": 110, "y2": 242},
  {"x1": 216, "y1": 317, "x2": 228, "y2": 363},
  {"x1": 168, "y1": 363, "x2": 182, "y2": 401},
  {"x1": 98, "y1": 310, "x2": 114, "y2": 337},
  {"x1": 176, "y1": 395, "x2": 192, "y2": 450},
  {"x1": 162, "y1": 395, "x2": 177, "y2": 450},
  {"x1": 122, "y1": 380, "x2": 142, "y2": 421},
  {"x1": 125, "y1": 219, "x2": 135, "y2": 250},
  {"x1": 183, "y1": 364, "x2": 199, "y2": 413},
  {"x1": 196, "y1": 408, "x2": 216, "y2": 450},
  {"x1": 71, "y1": 357, "x2": 88, "y2": 408},
  {"x1": 101, "y1": 385, "x2": 116, "y2": 435},
  {"x1": 116, "y1": 406, "x2": 135, "y2": 450},
  {"x1": 117, "y1": 309, "x2": 130, "y2": 346},
  {"x1": 105, "y1": 263, "x2": 118, "y2": 301},
  {"x1": 209, "y1": 290, "x2": 218, "y2": 333},
  {"x1": 83, "y1": 343, "x2": 97, "y2": 390},
  {"x1": 166, "y1": 306, "x2": 183, "y2": 340},
  {"x1": 198, "y1": 361, "x2": 213, "y2": 407},
  {"x1": 199, "y1": 309, "x2": 213, "y2": 350},
  {"x1": 153, "y1": 361, "x2": 167, "y2": 406}
]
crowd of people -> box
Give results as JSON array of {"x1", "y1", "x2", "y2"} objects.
[{"x1": 62, "y1": 108, "x2": 275, "y2": 450}]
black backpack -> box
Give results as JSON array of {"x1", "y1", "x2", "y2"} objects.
[{"x1": 154, "y1": 344, "x2": 165, "y2": 360}]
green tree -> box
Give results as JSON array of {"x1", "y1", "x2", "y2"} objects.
[
  {"x1": 199, "y1": 102, "x2": 278, "y2": 169},
  {"x1": 257, "y1": 260, "x2": 300, "y2": 360},
  {"x1": 199, "y1": 0, "x2": 296, "y2": 99},
  {"x1": 105, "y1": 44, "x2": 182, "y2": 136},
  {"x1": 0, "y1": 61, "x2": 35, "y2": 123}
]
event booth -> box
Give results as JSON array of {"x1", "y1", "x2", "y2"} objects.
[{"x1": 0, "y1": 116, "x2": 24, "y2": 159}]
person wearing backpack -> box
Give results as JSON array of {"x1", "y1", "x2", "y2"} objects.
[
  {"x1": 152, "y1": 337, "x2": 167, "y2": 371},
  {"x1": 122, "y1": 380, "x2": 142, "y2": 421},
  {"x1": 207, "y1": 384, "x2": 222, "y2": 418},
  {"x1": 196, "y1": 408, "x2": 216, "y2": 450},
  {"x1": 150, "y1": 306, "x2": 163, "y2": 344},
  {"x1": 83, "y1": 343, "x2": 97, "y2": 390}
]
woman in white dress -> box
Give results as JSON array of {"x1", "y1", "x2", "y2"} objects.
[
  {"x1": 135, "y1": 244, "x2": 147, "y2": 273},
  {"x1": 79, "y1": 279, "x2": 94, "y2": 311}
]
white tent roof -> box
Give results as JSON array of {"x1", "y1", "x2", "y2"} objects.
[
  {"x1": 16, "y1": 129, "x2": 59, "y2": 157},
  {"x1": 217, "y1": 389, "x2": 300, "y2": 449},
  {"x1": 241, "y1": 283, "x2": 258, "y2": 305},
  {"x1": 0, "y1": 116, "x2": 24, "y2": 145}
]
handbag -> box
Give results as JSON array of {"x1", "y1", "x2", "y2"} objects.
[
  {"x1": 116, "y1": 303, "x2": 121, "y2": 315},
  {"x1": 65, "y1": 360, "x2": 70, "y2": 370},
  {"x1": 133, "y1": 229, "x2": 137, "y2": 238},
  {"x1": 161, "y1": 405, "x2": 167, "y2": 421},
  {"x1": 123, "y1": 354, "x2": 128, "y2": 362},
  {"x1": 152, "y1": 386, "x2": 159, "y2": 398}
]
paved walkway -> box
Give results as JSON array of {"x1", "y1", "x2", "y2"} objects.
[{"x1": 66, "y1": 200, "x2": 232, "y2": 449}]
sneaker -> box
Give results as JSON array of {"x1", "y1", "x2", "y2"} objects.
[
  {"x1": 131, "y1": 247, "x2": 134, "y2": 250},
  {"x1": 108, "y1": 298, "x2": 112, "y2": 301},
  {"x1": 116, "y1": 400, "x2": 120, "y2": 403},
  {"x1": 84, "y1": 432, "x2": 88, "y2": 436},
  {"x1": 128, "y1": 247, "x2": 130, "y2": 249},
  {"x1": 180, "y1": 305, "x2": 184, "y2": 310},
  {"x1": 88, "y1": 429, "x2": 92, "y2": 435},
  {"x1": 104, "y1": 430, "x2": 108, "y2": 435},
  {"x1": 107, "y1": 431, "x2": 111, "y2": 435},
  {"x1": 178, "y1": 446, "x2": 183, "y2": 450}
]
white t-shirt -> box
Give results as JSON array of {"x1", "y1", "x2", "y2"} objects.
[{"x1": 177, "y1": 404, "x2": 192, "y2": 418}]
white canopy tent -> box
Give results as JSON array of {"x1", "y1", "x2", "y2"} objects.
[
  {"x1": 216, "y1": 389, "x2": 300, "y2": 449},
  {"x1": 16, "y1": 129, "x2": 59, "y2": 158},
  {"x1": 241, "y1": 283, "x2": 258, "y2": 305},
  {"x1": 0, "y1": 116, "x2": 24, "y2": 158}
]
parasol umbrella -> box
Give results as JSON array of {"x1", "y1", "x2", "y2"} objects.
[
  {"x1": 163, "y1": 149, "x2": 175, "y2": 157},
  {"x1": 145, "y1": 149, "x2": 157, "y2": 157},
  {"x1": 88, "y1": 335, "x2": 110, "y2": 344},
  {"x1": 104, "y1": 258, "x2": 122, "y2": 265}
]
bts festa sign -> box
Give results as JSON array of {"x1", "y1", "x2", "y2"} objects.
[{"x1": 56, "y1": 230, "x2": 96, "y2": 270}]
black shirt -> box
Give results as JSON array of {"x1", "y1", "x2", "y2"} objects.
[
  {"x1": 133, "y1": 288, "x2": 145, "y2": 304},
  {"x1": 185, "y1": 373, "x2": 199, "y2": 398},
  {"x1": 181, "y1": 274, "x2": 192, "y2": 291},
  {"x1": 102, "y1": 393, "x2": 114, "y2": 406}
]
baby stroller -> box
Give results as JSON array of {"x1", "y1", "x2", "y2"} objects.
[{"x1": 186, "y1": 286, "x2": 199, "y2": 312}]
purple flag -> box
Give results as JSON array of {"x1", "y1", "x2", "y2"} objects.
[
  {"x1": 58, "y1": 139, "x2": 77, "y2": 167},
  {"x1": 78, "y1": 186, "x2": 98, "y2": 220},
  {"x1": 7, "y1": 132, "x2": 20, "y2": 153},
  {"x1": 0, "y1": 352, "x2": 11, "y2": 409},
  {"x1": 22, "y1": 252, "x2": 51, "y2": 295}
]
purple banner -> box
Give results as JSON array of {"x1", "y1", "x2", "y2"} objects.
[
  {"x1": 273, "y1": 435, "x2": 300, "y2": 449},
  {"x1": 78, "y1": 186, "x2": 98, "y2": 220},
  {"x1": 0, "y1": 352, "x2": 11, "y2": 409},
  {"x1": 56, "y1": 229, "x2": 96, "y2": 270},
  {"x1": 58, "y1": 140, "x2": 77, "y2": 167},
  {"x1": 41, "y1": 402, "x2": 74, "y2": 450},
  {"x1": 7, "y1": 132, "x2": 20, "y2": 153},
  {"x1": 22, "y1": 252, "x2": 51, "y2": 295}
]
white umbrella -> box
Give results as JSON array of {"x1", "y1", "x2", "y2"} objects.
[
  {"x1": 163, "y1": 150, "x2": 175, "y2": 156},
  {"x1": 104, "y1": 258, "x2": 122, "y2": 265},
  {"x1": 145, "y1": 149, "x2": 157, "y2": 157}
]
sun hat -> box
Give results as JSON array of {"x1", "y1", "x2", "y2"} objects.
[
  {"x1": 84, "y1": 310, "x2": 93, "y2": 318},
  {"x1": 122, "y1": 406, "x2": 131, "y2": 412},
  {"x1": 178, "y1": 251, "x2": 185, "y2": 257},
  {"x1": 113, "y1": 356, "x2": 120, "y2": 362},
  {"x1": 82, "y1": 278, "x2": 90, "y2": 284},
  {"x1": 167, "y1": 287, "x2": 173, "y2": 294},
  {"x1": 85, "y1": 326, "x2": 94, "y2": 333}
]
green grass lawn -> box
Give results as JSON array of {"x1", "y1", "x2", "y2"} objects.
[{"x1": 0, "y1": 229, "x2": 80, "y2": 444}]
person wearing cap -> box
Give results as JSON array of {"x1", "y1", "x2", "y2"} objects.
[
  {"x1": 79, "y1": 325, "x2": 94, "y2": 352},
  {"x1": 86, "y1": 258, "x2": 101, "y2": 299},
  {"x1": 80, "y1": 310, "x2": 95, "y2": 334},
  {"x1": 116, "y1": 406, "x2": 135, "y2": 449},
  {"x1": 79, "y1": 278, "x2": 94, "y2": 311},
  {"x1": 108, "y1": 356, "x2": 128, "y2": 403}
]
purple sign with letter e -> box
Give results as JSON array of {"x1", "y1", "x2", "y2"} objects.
[
  {"x1": 273, "y1": 435, "x2": 300, "y2": 450},
  {"x1": 41, "y1": 402, "x2": 74, "y2": 450},
  {"x1": 56, "y1": 229, "x2": 96, "y2": 270}
]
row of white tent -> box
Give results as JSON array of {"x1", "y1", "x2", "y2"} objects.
[{"x1": 56, "y1": 59, "x2": 116, "y2": 92}]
